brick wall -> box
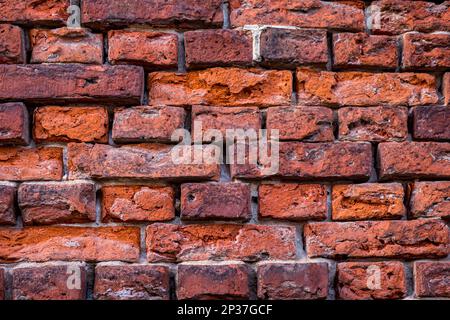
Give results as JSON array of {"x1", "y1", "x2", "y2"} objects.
[{"x1": 0, "y1": 0, "x2": 449, "y2": 300}]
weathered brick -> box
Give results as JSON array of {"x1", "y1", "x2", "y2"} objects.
[
  {"x1": 0, "y1": 268, "x2": 4, "y2": 300},
  {"x1": 102, "y1": 185, "x2": 175, "y2": 222},
  {"x1": 413, "y1": 106, "x2": 450, "y2": 141},
  {"x1": 332, "y1": 183, "x2": 405, "y2": 221},
  {"x1": 378, "y1": 142, "x2": 450, "y2": 180},
  {"x1": 232, "y1": 142, "x2": 372, "y2": 180},
  {"x1": 68, "y1": 143, "x2": 220, "y2": 181},
  {"x1": 297, "y1": 68, "x2": 438, "y2": 107},
  {"x1": 0, "y1": 24, "x2": 26, "y2": 63},
  {"x1": 368, "y1": 0, "x2": 450, "y2": 35},
  {"x1": 414, "y1": 262, "x2": 450, "y2": 298},
  {"x1": 266, "y1": 106, "x2": 333, "y2": 142},
  {"x1": 338, "y1": 106, "x2": 408, "y2": 142},
  {"x1": 0, "y1": 227, "x2": 140, "y2": 263},
  {"x1": 403, "y1": 33, "x2": 450, "y2": 70},
  {"x1": 108, "y1": 30, "x2": 178, "y2": 69},
  {"x1": 230, "y1": 0, "x2": 364, "y2": 31},
  {"x1": 0, "y1": 184, "x2": 15, "y2": 225},
  {"x1": 177, "y1": 263, "x2": 250, "y2": 300},
  {"x1": 410, "y1": 181, "x2": 450, "y2": 219},
  {"x1": 0, "y1": 0, "x2": 68, "y2": 26},
  {"x1": 146, "y1": 223, "x2": 296, "y2": 262},
  {"x1": 191, "y1": 106, "x2": 261, "y2": 143},
  {"x1": 0, "y1": 147, "x2": 63, "y2": 181},
  {"x1": 112, "y1": 106, "x2": 186, "y2": 143},
  {"x1": 260, "y1": 28, "x2": 327, "y2": 67},
  {"x1": 0, "y1": 103, "x2": 29, "y2": 145},
  {"x1": 94, "y1": 264, "x2": 170, "y2": 300},
  {"x1": 12, "y1": 264, "x2": 86, "y2": 300},
  {"x1": 444, "y1": 73, "x2": 450, "y2": 106},
  {"x1": 18, "y1": 182, "x2": 96, "y2": 225},
  {"x1": 259, "y1": 184, "x2": 327, "y2": 221},
  {"x1": 30, "y1": 28, "x2": 103, "y2": 64},
  {"x1": 333, "y1": 33, "x2": 398, "y2": 69},
  {"x1": 34, "y1": 106, "x2": 108, "y2": 143},
  {"x1": 0, "y1": 64, "x2": 144, "y2": 104},
  {"x1": 82, "y1": 0, "x2": 223, "y2": 29},
  {"x1": 185, "y1": 29, "x2": 253, "y2": 68},
  {"x1": 305, "y1": 220, "x2": 449, "y2": 259},
  {"x1": 148, "y1": 68, "x2": 292, "y2": 107},
  {"x1": 181, "y1": 183, "x2": 251, "y2": 221},
  {"x1": 337, "y1": 262, "x2": 406, "y2": 300},
  {"x1": 257, "y1": 262, "x2": 328, "y2": 300}
]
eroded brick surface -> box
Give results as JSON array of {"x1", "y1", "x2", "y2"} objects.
[
  {"x1": 410, "y1": 181, "x2": 450, "y2": 219},
  {"x1": 0, "y1": 103, "x2": 29, "y2": 145},
  {"x1": 415, "y1": 262, "x2": 450, "y2": 298},
  {"x1": 0, "y1": 24, "x2": 26, "y2": 63},
  {"x1": 0, "y1": 184, "x2": 15, "y2": 225}
]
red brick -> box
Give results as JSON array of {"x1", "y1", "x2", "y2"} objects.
[
  {"x1": 0, "y1": 103, "x2": 29, "y2": 145},
  {"x1": 332, "y1": 183, "x2": 405, "y2": 221},
  {"x1": 0, "y1": 0, "x2": 68, "y2": 26},
  {"x1": 12, "y1": 264, "x2": 86, "y2": 300},
  {"x1": 102, "y1": 185, "x2": 175, "y2": 222},
  {"x1": 403, "y1": 33, "x2": 450, "y2": 70},
  {"x1": 148, "y1": 68, "x2": 292, "y2": 107},
  {"x1": 108, "y1": 30, "x2": 178, "y2": 69},
  {"x1": 305, "y1": 220, "x2": 449, "y2": 259},
  {"x1": 181, "y1": 183, "x2": 251, "y2": 221},
  {"x1": 18, "y1": 182, "x2": 96, "y2": 225},
  {"x1": 68, "y1": 143, "x2": 220, "y2": 181},
  {"x1": 378, "y1": 142, "x2": 450, "y2": 180},
  {"x1": 94, "y1": 264, "x2": 170, "y2": 300},
  {"x1": 338, "y1": 106, "x2": 408, "y2": 142},
  {"x1": 0, "y1": 184, "x2": 15, "y2": 225},
  {"x1": 266, "y1": 106, "x2": 333, "y2": 142},
  {"x1": 257, "y1": 262, "x2": 328, "y2": 300},
  {"x1": 337, "y1": 262, "x2": 406, "y2": 300},
  {"x1": 0, "y1": 64, "x2": 144, "y2": 104},
  {"x1": 413, "y1": 106, "x2": 450, "y2": 141},
  {"x1": 34, "y1": 106, "x2": 109, "y2": 143},
  {"x1": 410, "y1": 181, "x2": 450, "y2": 219},
  {"x1": 0, "y1": 268, "x2": 4, "y2": 300},
  {"x1": 260, "y1": 28, "x2": 327, "y2": 67},
  {"x1": 0, "y1": 24, "x2": 26, "y2": 63},
  {"x1": 82, "y1": 0, "x2": 223, "y2": 29},
  {"x1": 177, "y1": 263, "x2": 250, "y2": 300},
  {"x1": 444, "y1": 73, "x2": 450, "y2": 106},
  {"x1": 259, "y1": 184, "x2": 327, "y2": 221},
  {"x1": 230, "y1": 0, "x2": 364, "y2": 31},
  {"x1": 368, "y1": 0, "x2": 450, "y2": 35},
  {"x1": 112, "y1": 106, "x2": 186, "y2": 143},
  {"x1": 185, "y1": 29, "x2": 253, "y2": 68},
  {"x1": 191, "y1": 106, "x2": 261, "y2": 143},
  {"x1": 333, "y1": 33, "x2": 398, "y2": 69},
  {"x1": 414, "y1": 262, "x2": 450, "y2": 298},
  {"x1": 297, "y1": 68, "x2": 438, "y2": 107},
  {"x1": 146, "y1": 223, "x2": 296, "y2": 262},
  {"x1": 0, "y1": 227, "x2": 140, "y2": 263},
  {"x1": 0, "y1": 147, "x2": 63, "y2": 181},
  {"x1": 232, "y1": 142, "x2": 372, "y2": 180},
  {"x1": 30, "y1": 28, "x2": 103, "y2": 64}
]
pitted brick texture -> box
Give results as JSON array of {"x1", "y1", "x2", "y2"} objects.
[{"x1": 0, "y1": 0, "x2": 448, "y2": 301}]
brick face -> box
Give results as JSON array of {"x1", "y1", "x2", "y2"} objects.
[
  {"x1": 177, "y1": 263, "x2": 251, "y2": 300},
  {"x1": 12, "y1": 264, "x2": 87, "y2": 300},
  {"x1": 108, "y1": 30, "x2": 178, "y2": 68},
  {"x1": 94, "y1": 265, "x2": 170, "y2": 300},
  {"x1": 185, "y1": 30, "x2": 253, "y2": 68},
  {"x1": 148, "y1": 68, "x2": 292, "y2": 107},
  {"x1": 0, "y1": 0, "x2": 448, "y2": 302},
  {"x1": 30, "y1": 28, "x2": 103, "y2": 64},
  {"x1": 0, "y1": 24, "x2": 26, "y2": 64},
  {"x1": 146, "y1": 223, "x2": 296, "y2": 262},
  {"x1": 34, "y1": 106, "x2": 109, "y2": 143},
  {"x1": 0, "y1": 103, "x2": 29, "y2": 145}
]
